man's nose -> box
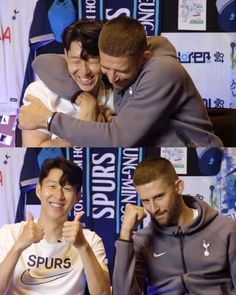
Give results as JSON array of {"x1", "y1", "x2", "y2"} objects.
[
  {"x1": 107, "y1": 69, "x2": 118, "y2": 85},
  {"x1": 55, "y1": 187, "x2": 66, "y2": 199},
  {"x1": 150, "y1": 201, "x2": 159, "y2": 214},
  {"x1": 80, "y1": 60, "x2": 90, "y2": 75}
]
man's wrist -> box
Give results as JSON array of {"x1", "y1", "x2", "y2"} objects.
[
  {"x1": 74, "y1": 239, "x2": 89, "y2": 250},
  {"x1": 120, "y1": 228, "x2": 133, "y2": 241},
  {"x1": 46, "y1": 112, "x2": 57, "y2": 131}
]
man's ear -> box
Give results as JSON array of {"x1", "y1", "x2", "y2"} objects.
[
  {"x1": 175, "y1": 179, "x2": 184, "y2": 195},
  {"x1": 142, "y1": 50, "x2": 151, "y2": 62},
  {"x1": 35, "y1": 183, "x2": 41, "y2": 201},
  {"x1": 64, "y1": 49, "x2": 68, "y2": 62}
]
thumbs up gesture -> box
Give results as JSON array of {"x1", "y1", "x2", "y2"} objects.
[
  {"x1": 16, "y1": 212, "x2": 44, "y2": 251},
  {"x1": 62, "y1": 211, "x2": 86, "y2": 248}
]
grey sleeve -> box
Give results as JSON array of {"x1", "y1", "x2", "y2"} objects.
[{"x1": 112, "y1": 240, "x2": 146, "y2": 295}]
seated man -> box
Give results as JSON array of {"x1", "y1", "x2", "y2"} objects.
[
  {"x1": 19, "y1": 16, "x2": 223, "y2": 147},
  {"x1": 0, "y1": 157, "x2": 110, "y2": 295},
  {"x1": 22, "y1": 19, "x2": 114, "y2": 147},
  {"x1": 113, "y1": 156, "x2": 236, "y2": 294}
]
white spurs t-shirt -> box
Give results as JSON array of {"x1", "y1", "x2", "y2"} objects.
[{"x1": 0, "y1": 222, "x2": 108, "y2": 295}]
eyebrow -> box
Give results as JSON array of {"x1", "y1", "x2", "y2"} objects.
[
  {"x1": 100, "y1": 64, "x2": 129, "y2": 73},
  {"x1": 100, "y1": 64, "x2": 112, "y2": 70},
  {"x1": 69, "y1": 55, "x2": 81, "y2": 60},
  {"x1": 45, "y1": 180, "x2": 57, "y2": 184},
  {"x1": 141, "y1": 192, "x2": 164, "y2": 201}
]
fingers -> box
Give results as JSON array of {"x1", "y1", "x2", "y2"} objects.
[
  {"x1": 74, "y1": 211, "x2": 85, "y2": 222},
  {"x1": 136, "y1": 209, "x2": 147, "y2": 222},
  {"x1": 62, "y1": 212, "x2": 85, "y2": 246},
  {"x1": 27, "y1": 212, "x2": 34, "y2": 222},
  {"x1": 24, "y1": 93, "x2": 40, "y2": 102},
  {"x1": 77, "y1": 92, "x2": 97, "y2": 106},
  {"x1": 124, "y1": 203, "x2": 146, "y2": 227},
  {"x1": 74, "y1": 97, "x2": 81, "y2": 105}
]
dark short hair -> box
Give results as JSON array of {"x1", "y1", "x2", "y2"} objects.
[
  {"x1": 98, "y1": 16, "x2": 147, "y2": 57},
  {"x1": 39, "y1": 158, "x2": 83, "y2": 193},
  {"x1": 133, "y1": 156, "x2": 178, "y2": 186},
  {"x1": 62, "y1": 19, "x2": 103, "y2": 60}
]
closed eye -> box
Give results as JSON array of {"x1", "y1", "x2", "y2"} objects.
[{"x1": 63, "y1": 186, "x2": 73, "y2": 192}]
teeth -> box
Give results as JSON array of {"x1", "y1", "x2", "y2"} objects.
[
  {"x1": 50, "y1": 202, "x2": 63, "y2": 208},
  {"x1": 80, "y1": 76, "x2": 91, "y2": 82}
]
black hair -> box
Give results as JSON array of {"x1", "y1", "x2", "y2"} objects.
[
  {"x1": 62, "y1": 19, "x2": 103, "y2": 60},
  {"x1": 39, "y1": 157, "x2": 83, "y2": 193}
]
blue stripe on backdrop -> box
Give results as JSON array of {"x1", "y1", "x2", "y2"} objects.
[
  {"x1": 78, "y1": 0, "x2": 82, "y2": 19},
  {"x1": 116, "y1": 148, "x2": 122, "y2": 234}
]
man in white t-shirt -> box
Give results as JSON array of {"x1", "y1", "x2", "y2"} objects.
[
  {"x1": 0, "y1": 157, "x2": 110, "y2": 295},
  {"x1": 22, "y1": 20, "x2": 114, "y2": 147}
]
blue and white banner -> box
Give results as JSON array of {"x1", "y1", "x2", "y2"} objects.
[{"x1": 78, "y1": 0, "x2": 161, "y2": 35}]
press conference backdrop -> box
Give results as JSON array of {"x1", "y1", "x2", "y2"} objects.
[{"x1": 1, "y1": 147, "x2": 236, "y2": 275}]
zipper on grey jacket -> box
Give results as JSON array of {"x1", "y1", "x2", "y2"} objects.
[
  {"x1": 221, "y1": 284, "x2": 228, "y2": 295},
  {"x1": 173, "y1": 227, "x2": 189, "y2": 294}
]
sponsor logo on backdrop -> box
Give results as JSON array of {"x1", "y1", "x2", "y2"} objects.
[
  {"x1": 203, "y1": 97, "x2": 225, "y2": 108},
  {"x1": 231, "y1": 79, "x2": 236, "y2": 96},
  {"x1": 178, "y1": 51, "x2": 224, "y2": 64}
]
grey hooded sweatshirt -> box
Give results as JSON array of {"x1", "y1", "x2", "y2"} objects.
[
  {"x1": 32, "y1": 36, "x2": 223, "y2": 147},
  {"x1": 113, "y1": 196, "x2": 236, "y2": 295}
]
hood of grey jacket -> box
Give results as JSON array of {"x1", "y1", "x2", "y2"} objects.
[{"x1": 149, "y1": 195, "x2": 219, "y2": 237}]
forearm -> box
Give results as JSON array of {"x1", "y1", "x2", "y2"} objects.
[
  {"x1": 113, "y1": 240, "x2": 144, "y2": 295},
  {"x1": 22, "y1": 129, "x2": 50, "y2": 147},
  {"x1": 39, "y1": 137, "x2": 73, "y2": 147},
  {"x1": 76, "y1": 241, "x2": 110, "y2": 295},
  {"x1": 0, "y1": 244, "x2": 23, "y2": 294}
]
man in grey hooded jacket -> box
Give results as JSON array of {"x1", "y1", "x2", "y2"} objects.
[
  {"x1": 113, "y1": 156, "x2": 236, "y2": 294},
  {"x1": 19, "y1": 16, "x2": 223, "y2": 147}
]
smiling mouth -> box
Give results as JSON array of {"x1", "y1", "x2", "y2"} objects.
[
  {"x1": 49, "y1": 202, "x2": 65, "y2": 209},
  {"x1": 78, "y1": 75, "x2": 95, "y2": 85}
]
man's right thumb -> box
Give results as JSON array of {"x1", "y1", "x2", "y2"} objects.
[{"x1": 27, "y1": 212, "x2": 34, "y2": 222}]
